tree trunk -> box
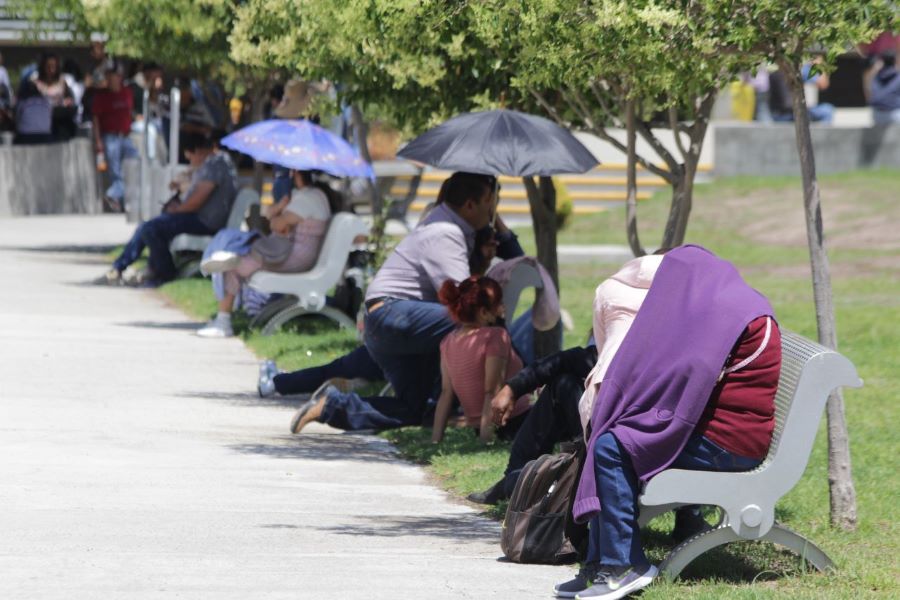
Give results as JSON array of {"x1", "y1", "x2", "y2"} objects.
[
  {"x1": 781, "y1": 57, "x2": 858, "y2": 531},
  {"x1": 249, "y1": 86, "x2": 267, "y2": 194},
  {"x1": 660, "y1": 92, "x2": 716, "y2": 248},
  {"x1": 625, "y1": 99, "x2": 646, "y2": 257},
  {"x1": 349, "y1": 106, "x2": 379, "y2": 215},
  {"x1": 523, "y1": 175, "x2": 562, "y2": 359}
]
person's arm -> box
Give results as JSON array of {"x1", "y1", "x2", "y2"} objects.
[
  {"x1": 421, "y1": 225, "x2": 470, "y2": 290},
  {"x1": 270, "y1": 210, "x2": 301, "y2": 235},
  {"x1": 169, "y1": 180, "x2": 215, "y2": 214},
  {"x1": 494, "y1": 215, "x2": 525, "y2": 259},
  {"x1": 92, "y1": 113, "x2": 103, "y2": 153},
  {"x1": 431, "y1": 356, "x2": 455, "y2": 444},
  {"x1": 481, "y1": 354, "x2": 508, "y2": 444},
  {"x1": 266, "y1": 194, "x2": 291, "y2": 220},
  {"x1": 504, "y1": 345, "x2": 598, "y2": 399}
]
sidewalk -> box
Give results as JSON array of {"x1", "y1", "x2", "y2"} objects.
[{"x1": 0, "y1": 215, "x2": 566, "y2": 599}]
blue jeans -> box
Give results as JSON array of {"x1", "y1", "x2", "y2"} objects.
[
  {"x1": 273, "y1": 345, "x2": 383, "y2": 395},
  {"x1": 318, "y1": 299, "x2": 455, "y2": 430},
  {"x1": 272, "y1": 167, "x2": 292, "y2": 204},
  {"x1": 585, "y1": 433, "x2": 761, "y2": 569},
  {"x1": 113, "y1": 212, "x2": 213, "y2": 281},
  {"x1": 103, "y1": 133, "x2": 138, "y2": 202}
]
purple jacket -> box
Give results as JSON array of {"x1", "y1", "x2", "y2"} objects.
[{"x1": 572, "y1": 245, "x2": 774, "y2": 523}]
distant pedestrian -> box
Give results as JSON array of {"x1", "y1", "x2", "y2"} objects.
[
  {"x1": 866, "y1": 51, "x2": 900, "y2": 125},
  {"x1": 92, "y1": 64, "x2": 137, "y2": 212},
  {"x1": 31, "y1": 52, "x2": 77, "y2": 139}
]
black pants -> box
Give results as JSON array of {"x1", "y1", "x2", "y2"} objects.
[
  {"x1": 273, "y1": 345, "x2": 384, "y2": 396},
  {"x1": 501, "y1": 373, "x2": 584, "y2": 496}
]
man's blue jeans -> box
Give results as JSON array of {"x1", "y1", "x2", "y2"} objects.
[
  {"x1": 585, "y1": 433, "x2": 762, "y2": 569},
  {"x1": 319, "y1": 299, "x2": 455, "y2": 430},
  {"x1": 103, "y1": 133, "x2": 138, "y2": 202},
  {"x1": 113, "y1": 212, "x2": 213, "y2": 281}
]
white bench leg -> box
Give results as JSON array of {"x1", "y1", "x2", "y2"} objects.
[
  {"x1": 658, "y1": 522, "x2": 834, "y2": 581},
  {"x1": 261, "y1": 304, "x2": 355, "y2": 335},
  {"x1": 658, "y1": 525, "x2": 741, "y2": 580},
  {"x1": 761, "y1": 523, "x2": 835, "y2": 573}
]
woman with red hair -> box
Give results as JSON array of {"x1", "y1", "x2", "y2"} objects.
[{"x1": 432, "y1": 276, "x2": 531, "y2": 444}]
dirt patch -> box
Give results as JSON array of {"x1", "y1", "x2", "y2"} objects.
[{"x1": 697, "y1": 180, "x2": 900, "y2": 252}]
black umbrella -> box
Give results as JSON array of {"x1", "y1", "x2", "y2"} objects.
[{"x1": 396, "y1": 109, "x2": 599, "y2": 177}]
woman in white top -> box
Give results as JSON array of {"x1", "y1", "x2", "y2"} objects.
[{"x1": 198, "y1": 169, "x2": 333, "y2": 337}]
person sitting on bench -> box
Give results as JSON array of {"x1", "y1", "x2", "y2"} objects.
[
  {"x1": 197, "y1": 169, "x2": 334, "y2": 338},
  {"x1": 103, "y1": 132, "x2": 236, "y2": 287},
  {"x1": 555, "y1": 245, "x2": 781, "y2": 600}
]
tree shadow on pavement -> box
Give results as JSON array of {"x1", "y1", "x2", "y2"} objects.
[
  {"x1": 227, "y1": 433, "x2": 401, "y2": 464},
  {"x1": 118, "y1": 320, "x2": 203, "y2": 330},
  {"x1": 178, "y1": 389, "x2": 302, "y2": 409},
  {"x1": 312, "y1": 513, "x2": 500, "y2": 542}
]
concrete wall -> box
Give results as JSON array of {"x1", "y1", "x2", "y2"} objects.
[
  {"x1": 0, "y1": 138, "x2": 100, "y2": 217},
  {"x1": 714, "y1": 124, "x2": 900, "y2": 177}
]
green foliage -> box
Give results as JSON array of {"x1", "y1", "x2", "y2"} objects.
[
  {"x1": 84, "y1": 0, "x2": 234, "y2": 72},
  {"x1": 553, "y1": 178, "x2": 573, "y2": 231},
  {"x1": 5, "y1": 0, "x2": 92, "y2": 42},
  {"x1": 230, "y1": 0, "x2": 533, "y2": 132}
]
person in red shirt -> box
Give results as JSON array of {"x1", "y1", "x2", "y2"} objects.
[{"x1": 92, "y1": 65, "x2": 136, "y2": 212}]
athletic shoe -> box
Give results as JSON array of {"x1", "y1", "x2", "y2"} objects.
[
  {"x1": 575, "y1": 564, "x2": 658, "y2": 600},
  {"x1": 197, "y1": 318, "x2": 234, "y2": 338},
  {"x1": 467, "y1": 479, "x2": 507, "y2": 505},
  {"x1": 671, "y1": 506, "x2": 713, "y2": 544},
  {"x1": 201, "y1": 250, "x2": 241, "y2": 273},
  {"x1": 289, "y1": 384, "x2": 333, "y2": 434},
  {"x1": 97, "y1": 268, "x2": 123, "y2": 286},
  {"x1": 555, "y1": 564, "x2": 601, "y2": 598},
  {"x1": 258, "y1": 360, "x2": 278, "y2": 397}
]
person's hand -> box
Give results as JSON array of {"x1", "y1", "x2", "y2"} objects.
[
  {"x1": 63, "y1": 98, "x2": 74, "y2": 107},
  {"x1": 168, "y1": 180, "x2": 180, "y2": 191},
  {"x1": 95, "y1": 141, "x2": 104, "y2": 153},
  {"x1": 491, "y1": 385, "x2": 516, "y2": 426},
  {"x1": 494, "y1": 214, "x2": 510, "y2": 234}
]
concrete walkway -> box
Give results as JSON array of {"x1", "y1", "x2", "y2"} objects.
[{"x1": 0, "y1": 215, "x2": 567, "y2": 599}]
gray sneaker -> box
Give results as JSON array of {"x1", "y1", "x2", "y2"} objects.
[
  {"x1": 554, "y1": 564, "x2": 600, "y2": 598},
  {"x1": 576, "y1": 564, "x2": 657, "y2": 600}
]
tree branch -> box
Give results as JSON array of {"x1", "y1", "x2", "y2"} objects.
[{"x1": 669, "y1": 106, "x2": 688, "y2": 161}]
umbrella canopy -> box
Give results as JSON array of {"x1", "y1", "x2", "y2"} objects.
[
  {"x1": 220, "y1": 119, "x2": 374, "y2": 179},
  {"x1": 396, "y1": 109, "x2": 599, "y2": 177}
]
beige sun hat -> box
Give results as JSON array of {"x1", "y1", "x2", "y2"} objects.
[{"x1": 274, "y1": 79, "x2": 316, "y2": 119}]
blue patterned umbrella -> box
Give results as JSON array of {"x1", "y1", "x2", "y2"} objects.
[{"x1": 220, "y1": 119, "x2": 374, "y2": 179}]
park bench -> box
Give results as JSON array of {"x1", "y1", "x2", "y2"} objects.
[
  {"x1": 169, "y1": 188, "x2": 260, "y2": 278},
  {"x1": 637, "y1": 330, "x2": 863, "y2": 579},
  {"x1": 246, "y1": 212, "x2": 370, "y2": 334}
]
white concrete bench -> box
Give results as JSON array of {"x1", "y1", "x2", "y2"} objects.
[
  {"x1": 169, "y1": 188, "x2": 260, "y2": 277},
  {"x1": 638, "y1": 330, "x2": 863, "y2": 579},
  {"x1": 246, "y1": 212, "x2": 370, "y2": 334}
]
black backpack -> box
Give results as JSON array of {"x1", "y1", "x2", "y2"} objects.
[{"x1": 500, "y1": 441, "x2": 587, "y2": 564}]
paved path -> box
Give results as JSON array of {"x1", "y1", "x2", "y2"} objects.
[{"x1": 0, "y1": 215, "x2": 567, "y2": 599}]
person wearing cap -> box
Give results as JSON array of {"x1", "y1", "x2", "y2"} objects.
[
  {"x1": 271, "y1": 79, "x2": 319, "y2": 203},
  {"x1": 92, "y1": 64, "x2": 137, "y2": 212}
]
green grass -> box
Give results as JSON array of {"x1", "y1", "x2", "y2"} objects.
[{"x1": 160, "y1": 169, "x2": 900, "y2": 597}]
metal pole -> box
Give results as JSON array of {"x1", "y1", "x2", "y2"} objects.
[
  {"x1": 168, "y1": 85, "x2": 181, "y2": 171},
  {"x1": 139, "y1": 87, "x2": 150, "y2": 221}
]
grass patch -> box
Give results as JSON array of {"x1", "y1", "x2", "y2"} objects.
[{"x1": 160, "y1": 169, "x2": 900, "y2": 597}]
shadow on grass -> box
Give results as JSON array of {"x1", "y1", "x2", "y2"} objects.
[
  {"x1": 381, "y1": 426, "x2": 513, "y2": 465},
  {"x1": 312, "y1": 513, "x2": 500, "y2": 542},
  {"x1": 228, "y1": 432, "x2": 401, "y2": 464}
]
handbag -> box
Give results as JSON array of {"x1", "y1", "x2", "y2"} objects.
[{"x1": 251, "y1": 232, "x2": 294, "y2": 267}]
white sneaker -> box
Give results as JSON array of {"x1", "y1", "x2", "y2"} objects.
[
  {"x1": 197, "y1": 318, "x2": 234, "y2": 338},
  {"x1": 201, "y1": 250, "x2": 241, "y2": 274},
  {"x1": 258, "y1": 360, "x2": 278, "y2": 397}
]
